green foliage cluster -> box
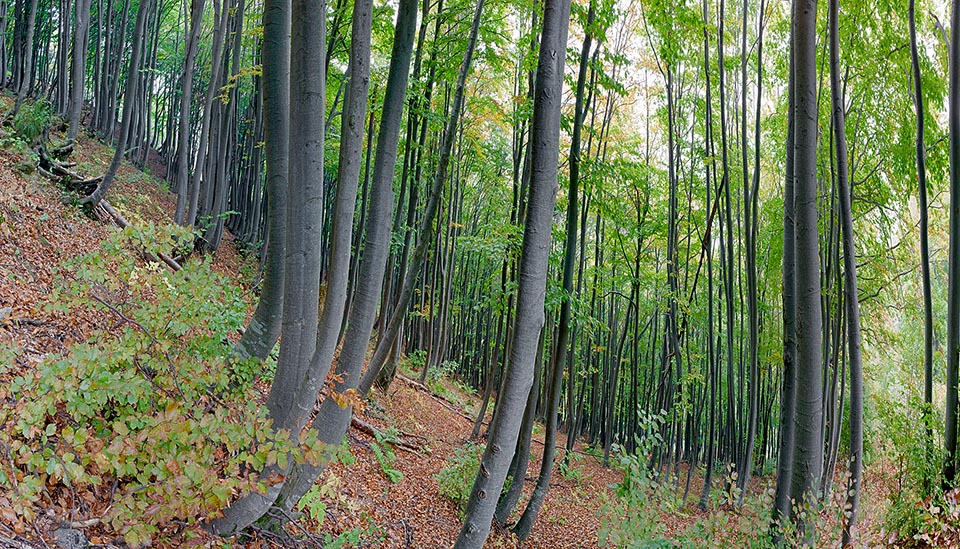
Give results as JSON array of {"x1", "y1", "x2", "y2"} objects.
[
  {"x1": 879, "y1": 396, "x2": 956, "y2": 546},
  {"x1": 371, "y1": 426, "x2": 404, "y2": 483},
  {"x1": 12, "y1": 99, "x2": 51, "y2": 145},
  {"x1": 436, "y1": 440, "x2": 483, "y2": 515},
  {"x1": 598, "y1": 411, "x2": 801, "y2": 549},
  {"x1": 0, "y1": 225, "x2": 327, "y2": 547}
]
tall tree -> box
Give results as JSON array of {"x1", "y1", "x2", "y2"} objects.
[
  {"x1": 513, "y1": 2, "x2": 594, "y2": 537},
  {"x1": 80, "y1": 0, "x2": 155, "y2": 207},
  {"x1": 909, "y1": 0, "x2": 934, "y2": 467},
  {"x1": 207, "y1": 0, "x2": 326, "y2": 533},
  {"x1": 454, "y1": 0, "x2": 570, "y2": 545},
  {"x1": 945, "y1": 0, "x2": 960, "y2": 488},
  {"x1": 65, "y1": 0, "x2": 92, "y2": 145},
  {"x1": 829, "y1": 0, "x2": 863, "y2": 542},
  {"x1": 232, "y1": 0, "x2": 288, "y2": 361},
  {"x1": 788, "y1": 0, "x2": 824, "y2": 541}
]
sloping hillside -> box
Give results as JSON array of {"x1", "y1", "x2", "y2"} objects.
[{"x1": 0, "y1": 124, "x2": 619, "y2": 548}]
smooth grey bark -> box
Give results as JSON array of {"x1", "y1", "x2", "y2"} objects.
[
  {"x1": 945, "y1": 0, "x2": 960, "y2": 487},
  {"x1": 173, "y1": 0, "x2": 206, "y2": 224},
  {"x1": 789, "y1": 0, "x2": 823, "y2": 541},
  {"x1": 207, "y1": 0, "x2": 325, "y2": 534},
  {"x1": 204, "y1": 0, "x2": 246, "y2": 252},
  {"x1": 772, "y1": 0, "x2": 797, "y2": 531},
  {"x1": 494, "y1": 324, "x2": 544, "y2": 526},
  {"x1": 453, "y1": 0, "x2": 569, "y2": 545},
  {"x1": 513, "y1": 3, "x2": 592, "y2": 538},
  {"x1": 266, "y1": 0, "x2": 417, "y2": 511},
  {"x1": 736, "y1": 0, "x2": 764, "y2": 508},
  {"x1": 828, "y1": 0, "x2": 862, "y2": 541},
  {"x1": 9, "y1": 0, "x2": 37, "y2": 117},
  {"x1": 185, "y1": 0, "x2": 227, "y2": 227},
  {"x1": 698, "y1": 0, "x2": 718, "y2": 512},
  {"x1": 232, "y1": 0, "x2": 289, "y2": 361},
  {"x1": 909, "y1": 0, "x2": 935, "y2": 463},
  {"x1": 80, "y1": 0, "x2": 153, "y2": 207},
  {"x1": 358, "y1": 0, "x2": 485, "y2": 396},
  {"x1": 65, "y1": 0, "x2": 91, "y2": 144}
]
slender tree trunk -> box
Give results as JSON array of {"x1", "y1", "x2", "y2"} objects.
[
  {"x1": 828, "y1": 0, "x2": 862, "y2": 541},
  {"x1": 454, "y1": 0, "x2": 569, "y2": 545},
  {"x1": 513, "y1": 4, "x2": 592, "y2": 537},
  {"x1": 10, "y1": 0, "x2": 37, "y2": 116},
  {"x1": 359, "y1": 0, "x2": 485, "y2": 395},
  {"x1": 946, "y1": 0, "x2": 960, "y2": 487},
  {"x1": 173, "y1": 0, "x2": 206, "y2": 224},
  {"x1": 65, "y1": 0, "x2": 91, "y2": 144},
  {"x1": 909, "y1": 0, "x2": 935, "y2": 473},
  {"x1": 233, "y1": 0, "x2": 288, "y2": 361},
  {"x1": 79, "y1": 0, "x2": 153, "y2": 207}
]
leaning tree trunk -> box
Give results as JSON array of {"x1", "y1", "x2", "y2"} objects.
[
  {"x1": 909, "y1": 0, "x2": 935, "y2": 470},
  {"x1": 264, "y1": 0, "x2": 419, "y2": 513},
  {"x1": 829, "y1": 0, "x2": 863, "y2": 542},
  {"x1": 453, "y1": 0, "x2": 570, "y2": 546},
  {"x1": 232, "y1": 0, "x2": 288, "y2": 362},
  {"x1": 80, "y1": 0, "x2": 154, "y2": 207},
  {"x1": 206, "y1": 0, "x2": 325, "y2": 534},
  {"x1": 513, "y1": 3, "x2": 592, "y2": 537},
  {"x1": 358, "y1": 0, "x2": 485, "y2": 396}
]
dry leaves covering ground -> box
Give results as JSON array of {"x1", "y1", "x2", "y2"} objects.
[{"x1": 0, "y1": 129, "x2": 621, "y2": 548}]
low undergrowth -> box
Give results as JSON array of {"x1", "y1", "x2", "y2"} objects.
[{"x1": 0, "y1": 224, "x2": 327, "y2": 546}]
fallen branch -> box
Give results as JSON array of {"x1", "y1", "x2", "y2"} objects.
[
  {"x1": 395, "y1": 374, "x2": 476, "y2": 423},
  {"x1": 0, "y1": 535, "x2": 37, "y2": 549},
  {"x1": 99, "y1": 200, "x2": 183, "y2": 272},
  {"x1": 351, "y1": 416, "x2": 426, "y2": 455}
]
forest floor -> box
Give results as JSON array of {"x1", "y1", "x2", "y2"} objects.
[
  {"x1": 0, "y1": 119, "x2": 904, "y2": 548},
  {"x1": 0, "y1": 125, "x2": 623, "y2": 548}
]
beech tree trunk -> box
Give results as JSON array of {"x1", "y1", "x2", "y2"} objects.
[
  {"x1": 909, "y1": 0, "x2": 935, "y2": 469},
  {"x1": 945, "y1": 0, "x2": 960, "y2": 487},
  {"x1": 65, "y1": 0, "x2": 91, "y2": 144},
  {"x1": 454, "y1": 0, "x2": 569, "y2": 545},
  {"x1": 80, "y1": 0, "x2": 153, "y2": 207},
  {"x1": 788, "y1": 0, "x2": 823, "y2": 541},
  {"x1": 233, "y1": 0, "x2": 288, "y2": 361},
  {"x1": 173, "y1": 0, "x2": 206, "y2": 224},
  {"x1": 207, "y1": 0, "x2": 326, "y2": 534}
]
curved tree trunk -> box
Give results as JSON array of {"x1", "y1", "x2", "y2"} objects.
[
  {"x1": 173, "y1": 0, "x2": 206, "y2": 224},
  {"x1": 909, "y1": 0, "x2": 935, "y2": 474},
  {"x1": 232, "y1": 0, "x2": 288, "y2": 361},
  {"x1": 453, "y1": 0, "x2": 569, "y2": 545},
  {"x1": 514, "y1": 3, "x2": 593, "y2": 537},
  {"x1": 207, "y1": 0, "x2": 325, "y2": 534},
  {"x1": 358, "y1": 0, "x2": 485, "y2": 396},
  {"x1": 79, "y1": 0, "x2": 153, "y2": 207}
]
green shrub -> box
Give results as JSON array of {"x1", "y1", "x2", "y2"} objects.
[
  {"x1": 0, "y1": 225, "x2": 327, "y2": 547},
  {"x1": 13, "y1": 99, "x2": 52, "y2": 144},
  {"x1": 879, "y1": 395, "x2": 950, "y2": 545},
  {"x1": 371, "y1": 427, "x2": 403, "y2": 483},
  {"x1": 436, "y1": 441, "x2": 483, "y2": 514}
]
